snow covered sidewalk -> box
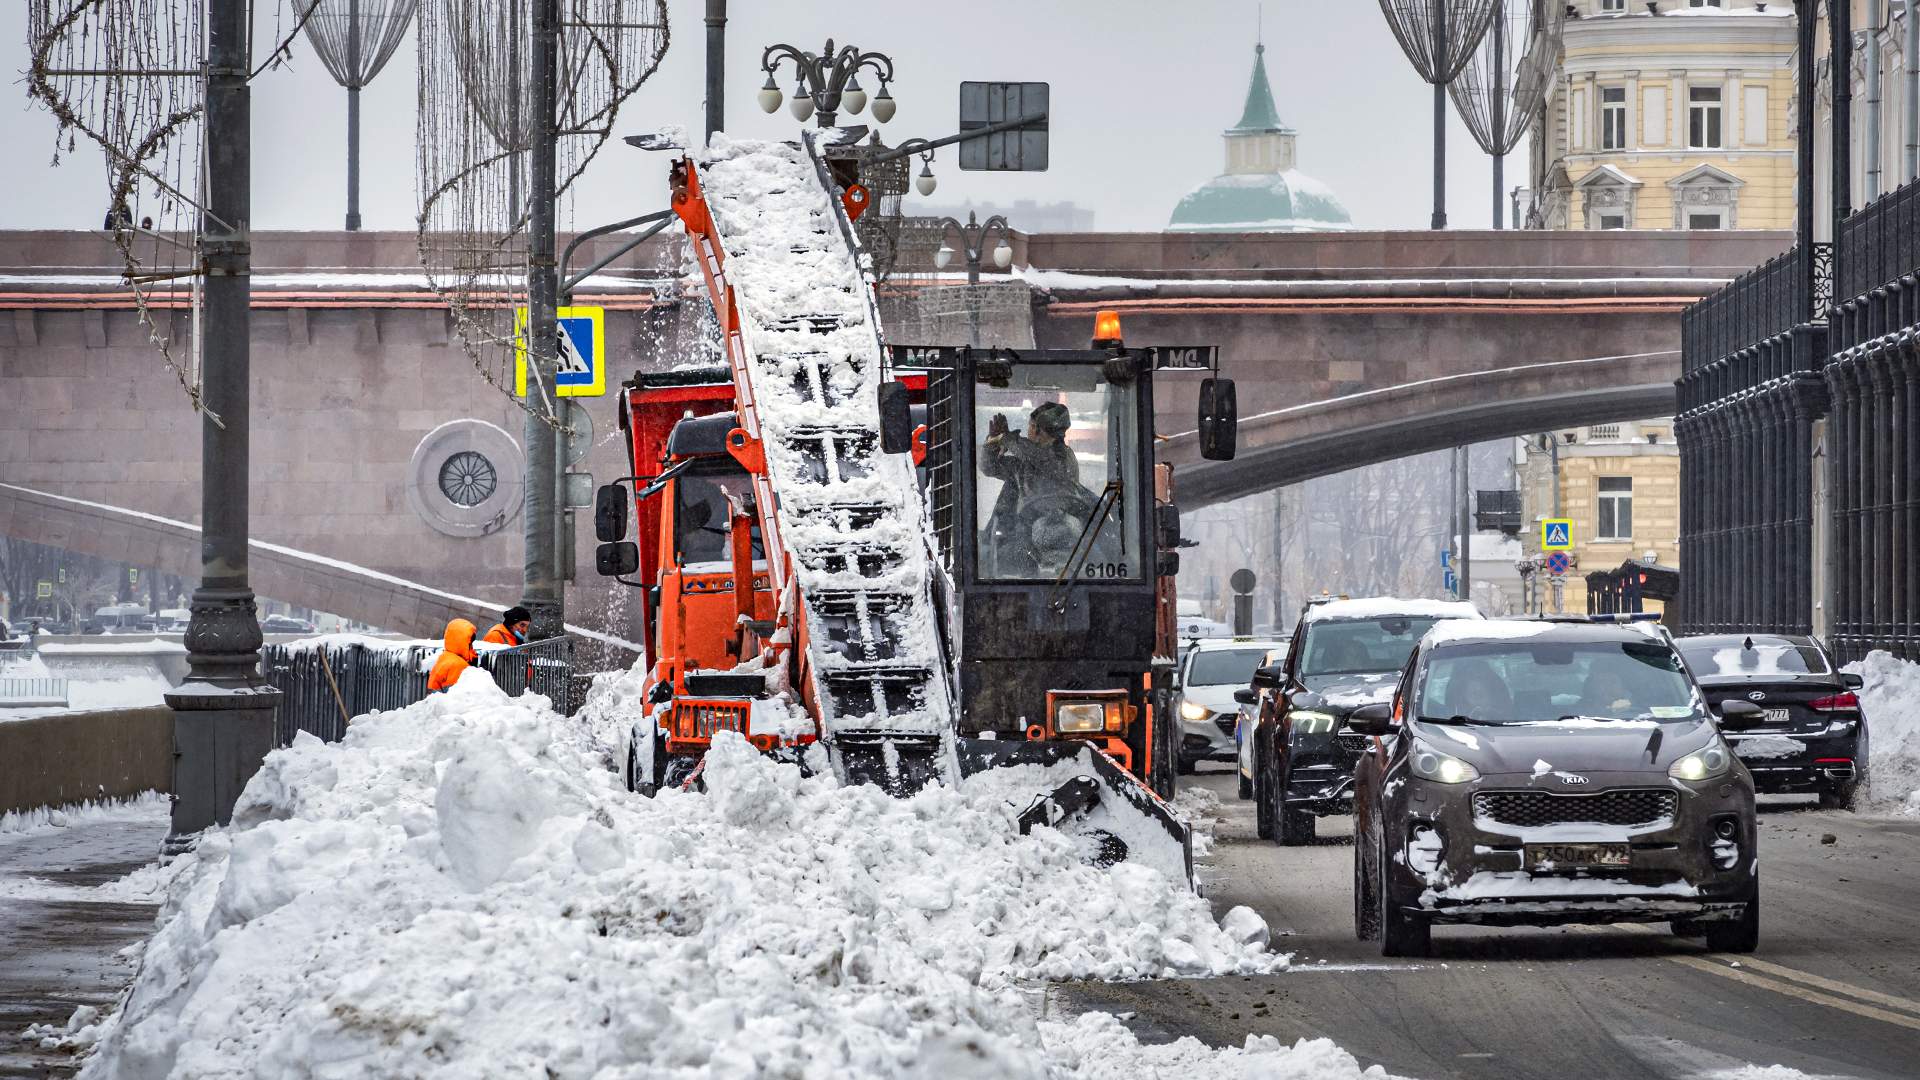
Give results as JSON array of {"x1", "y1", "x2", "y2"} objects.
[
  {"x1": 1848, "y1": 650, "x2": 1920, "y2": 813},
  {"x1": 63, "y1": 671, "x2": 1396, "y2": 1078}
]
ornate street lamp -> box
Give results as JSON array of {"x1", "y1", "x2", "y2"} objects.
[
  {"x1": 930, "y1": 212, "x2": 1014, "y2": 346},
  {"x1": 755, "y1": 39, "x2": 896, "y2": 129}
]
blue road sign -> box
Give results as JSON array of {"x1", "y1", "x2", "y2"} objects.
[
  {"x1": 1542, "y1": 518, "x2": 1574, "y2": 551},
  {"x1": 515, "y1": 305, "x2": 606, "y2": 397},
  {"x1": 1546, "y1": 551, "x2": 1571, "y2": 576}
]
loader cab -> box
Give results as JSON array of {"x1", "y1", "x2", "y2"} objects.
[{"x1": 895, "y1": 313, "x2": 1234, "y2": 794}]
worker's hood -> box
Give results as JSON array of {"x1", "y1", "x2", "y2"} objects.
[{"x1": 444, "y1": 619, "x2": 479, "y2": 662}]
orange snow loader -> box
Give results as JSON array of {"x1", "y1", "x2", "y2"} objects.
[{"x1": 590, "y1": 138, "x2": 1238, "y2": 883}]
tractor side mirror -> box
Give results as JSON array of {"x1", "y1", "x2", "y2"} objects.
[
  {"x1": 595, "y1": 541, "x2": 639, "y2": 577},
  {"x1": 878, "y1": 381, "x2": 914, "y2": 454},
  {"x1": 1155, "y1": 503, "x2": 1181, "y2": 549},
  {"x1": 1199, "y1": 377, "x2": 1237, "y2": 461},
  {"x1": 594, "y1": 484, "x2": 630, "y2": 543}
]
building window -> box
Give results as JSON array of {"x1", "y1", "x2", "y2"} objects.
[
  {"x1": 1601, "y1": 86, "x2": 1628, "y2": 150},
  {"x1": 1598, "y1": 213, "x2": 1627, "y2": 229},
  {"x1": 1688, "y1": 0, "x2": 1722, "y2": 7},
  {"x1": 1687, "y1": 211, "x2": 1725, "y2": 229},
  {"x1": 1597, "y1": 477, "x2": 1633, "y2": 541},
  {"x1": 1600, "y1": 0, "x2": 1625, "y2": 10},
  {"x1": 1689, "y1": 86, "x2": 1723, "y2": 148}
]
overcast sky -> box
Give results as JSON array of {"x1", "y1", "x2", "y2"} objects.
[{"x1": 1, "y1": 1, "x2": 1526, "y2": 234}]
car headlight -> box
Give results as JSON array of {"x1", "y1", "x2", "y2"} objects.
[
  {"x1": 1291, "y1": 709, "x2": 1338, "y2": 735},
  {"x1": 1056, "y1": 702, "x2": 1105, "y2": 733},
  {"x1": 1669, "y1": 741, "x2": 1733, "y2": 782},
  {"x1": 1409, "y1": 743, "x2": 1480, "y2": 784},
  {"x1": 1179, "y1": 700, "x2": 1211, "y2": 722}
]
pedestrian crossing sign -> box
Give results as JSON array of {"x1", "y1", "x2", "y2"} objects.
[
  {"x1": 1542, "y1": 518, "x2": 1574, "y2": 552},
  {"x1": 515, "y1": 305, "x2": 606, "y2": 398}
]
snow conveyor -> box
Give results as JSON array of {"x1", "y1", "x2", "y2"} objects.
[{"x1": 597, "y1": 132, "x2": 1193, "y2": 884}]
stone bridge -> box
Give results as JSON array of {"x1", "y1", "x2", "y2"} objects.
[{"x1": 0, "y1": 226, "x2": 1786, "y2": 632}]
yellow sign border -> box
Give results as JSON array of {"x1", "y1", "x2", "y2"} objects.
[
  {"x1": 515, "y1": 305, "x2": 606, "y2": 398},
  {"x1": 1541, "y1": 517, "x2": 1575, "y2": 552}
]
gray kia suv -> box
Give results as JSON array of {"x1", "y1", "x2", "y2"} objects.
[{"x1": 1350, "y1": 617, "x2": 1764, "y2": 957}]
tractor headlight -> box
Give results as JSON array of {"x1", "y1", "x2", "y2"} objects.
[
  {"x1": 1056, "y1": 702, "x2": 1106, "y2": 733},
  {"x1": 1179, "y1": 700, "x2": 1211, "y2": 722},
  {"x1": 1410, "y1": 744, "x2": 1480, "y2": 784},
  {"x1": 1291, "y1": 709, "x2": 1338, "y2": 735},
  {"x1": 1669, "y1": 741, "x2": 1732, "y2": 782}
]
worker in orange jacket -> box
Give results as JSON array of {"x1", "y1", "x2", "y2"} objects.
[
  {"x1": 480, "y1": 606, "x2": 532, "y2": 648},
  {"x1": 427, "y1": 618, "x2": 479, "y2": 692}
]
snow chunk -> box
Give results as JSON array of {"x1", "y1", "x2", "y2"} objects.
[
  {"x1": 1304, "y1": 597, "x2": 1479, "y2": 625},
  {"x1": 1846, "y1": 651, "x2": 1920, "y2": 813}
]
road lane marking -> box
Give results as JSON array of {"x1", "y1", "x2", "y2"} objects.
[
  {"x1": 1608, "y1": 924, "x2": 1920, "y2": 1020},
  {"x1": 1660, "y1": 954, "x2": 1920, "y2": 1033}
]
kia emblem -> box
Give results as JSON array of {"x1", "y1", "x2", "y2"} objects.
[
  {"x1": 1560, "y1": 773, "x2": 1590, "y2": 785},
  {"x1": 1747, "y1": 690, "x2": 1766, "y2": 702}
]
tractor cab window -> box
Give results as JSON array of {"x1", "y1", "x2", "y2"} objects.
[
  {"x1": 975, "y1": 364, "x2": 1141, "y2": 581},
  {"x1": 674, "y1": 461, "x2": 761, "y2": 569}
]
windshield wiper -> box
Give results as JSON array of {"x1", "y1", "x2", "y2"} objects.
[
  {"x1": 1047, "y1": 480, "x2": 1121, "y2": 611},
  {"x1": 1416, "y1": 714, "x2": 1498, "y2": 726}
]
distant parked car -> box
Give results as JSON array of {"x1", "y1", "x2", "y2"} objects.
[
  {"x1": 261, "y1": 614, "x2": 318, "y2": 634},
  {"x1": 1674, "y1": 634, "x2": 1866, "y2": 809}
]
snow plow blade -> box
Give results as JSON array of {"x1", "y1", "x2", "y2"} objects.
[{"x1": 956, "y1": 737, "x2": 1194, "y2": 887}]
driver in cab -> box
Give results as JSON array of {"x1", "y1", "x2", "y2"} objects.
[{"x1": 981, "y1": 402, "x2": 1094, "y2": 575}]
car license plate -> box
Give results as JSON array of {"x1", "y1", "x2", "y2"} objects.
[
  {"x1": 1526, "y1": 843, "x2": 1630, "y2": 870},
  {"x1": 1763, "y1": 708, "x2": 1789, "y2": 725}
]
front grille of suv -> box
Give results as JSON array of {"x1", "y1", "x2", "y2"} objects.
[
  {"x1": 1335, "y1": 732, "x2": 1370, "y2": 756},
  {"x1": 1472, "y1": 789, "x2": 1677, "y2": 829}
]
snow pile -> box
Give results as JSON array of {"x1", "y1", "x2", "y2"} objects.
[
  {"x1": 1848, "y1": 650, "x2": 1920, "y2": 813},
  {"x1": 0, "y1": 791, "x2": 167, "y2": 836},
  {"x1": 73, "y1": 673, "x2": 1323, "y2": 1078}
]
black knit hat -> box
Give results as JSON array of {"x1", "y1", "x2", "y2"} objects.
[{"x1": 503, "y1": 606, "x2": 532, "y2": 624}]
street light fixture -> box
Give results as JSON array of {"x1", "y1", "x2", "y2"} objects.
[
  {"x1": 930, "y1": 211, "x2": 1015, "y2": 345},
  {"x1": 756, "y1": 39, "x2": 896, "y2": 129}
]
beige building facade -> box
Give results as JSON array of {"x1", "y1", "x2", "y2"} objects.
[
  {"x1": 1527, "y1": 1, "x2": 1799, "y2": 230},
  {"x1": 1516, "y1": 420, "x2": 1681, "y2": 615}
]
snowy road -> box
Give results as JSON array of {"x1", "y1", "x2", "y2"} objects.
[{"x1": 1063, "y1": 767, "x2": 1920, "y2": 1080}]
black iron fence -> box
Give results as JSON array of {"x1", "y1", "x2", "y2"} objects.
[
  {"x1": 1825, "y1": 179, "x2": 1920, "y2": 662},
  {"x1": 1675, "y1": 243, "x2": 1828, "y2": 639},
  {"x1": 261, "y1": 637, "x2": 578, "y2": 746}
]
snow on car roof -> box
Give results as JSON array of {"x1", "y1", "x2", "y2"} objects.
[
  {"x1": 1301, "y1": 597, "x2": 1481, "y2": 625},
  {"x1": 1424, "y1": 618, "x2": 1666, "y2": 647},
  {"x1": 1186, "y1": 637, "x2": 1285, "y2": 652}
]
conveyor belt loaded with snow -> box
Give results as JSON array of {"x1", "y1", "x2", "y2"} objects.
[{"x1": 677, "y1": 135, "x2": 953, "y2": 788}]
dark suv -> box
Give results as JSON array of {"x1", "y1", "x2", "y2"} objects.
[
  {"x1": 1350, "y1": 618, "x2": 1764, "y2": 957},
  {"x1": 1246, "y1": 597, "x2": 1480, "y2": 845},
  {"x1": 1674, "y1": 634, "x2": 1867, "y2": 809}
]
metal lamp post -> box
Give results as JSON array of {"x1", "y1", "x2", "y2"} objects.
[
  {"x1": 755, "y1": 39, "x2": 895, "y2": 129},
  {"x1": 165, "y1": 0, "x2": 281, "y2": 852},
  {"x1": 1378, "y1": 0, "x2": 1500, "y2": 229},
  {"x1": 931, "y1": 211, "x2": 1013, "y2": 345}
]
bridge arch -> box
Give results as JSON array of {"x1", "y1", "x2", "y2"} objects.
[{"x1": 1160, "y1": 351, "x2": 1678, "y2": 509}]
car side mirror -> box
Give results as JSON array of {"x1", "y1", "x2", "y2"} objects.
[
  {"x1": 1233, "y1": 688, "x2": 1258, "y2": 706},
  {"x1": 1348, "y1": 702, "x2": 1393, "y2": 736},
  {"x1": 1715, "y1": 699, "x2": 1765, "y2": 731},
  {"x1": 594, "y1": 484, "x2": 629, "y2": 543},
  {"x1": 595, "y1": 541, "x2": 639, "y2": 577},
  {"x1": 1198, "y1": 377, "x2": 1237, "y2": 461},
  {"x1": 1842, "y1": 672, "x2": 1865, "y2": 690},
  {"x1": 1251, "y1": 664, "x2": 1283, "y2": 689},
  {"x1": 878, "y1": 380, "x2": 914, "y2": 454}
]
